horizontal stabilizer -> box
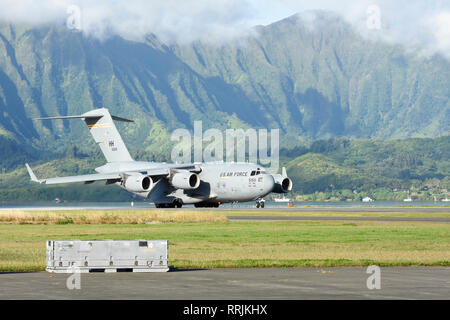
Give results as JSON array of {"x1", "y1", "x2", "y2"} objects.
[
  {"x1": 35, "y1": 114, "x2": 134, "y2": 123},
  {"x1": 35, "y1": 115, "x2": 91, "y2": 121},
  {"x1": 111, "y1": 115, "x2": 134, "y2": 122}
]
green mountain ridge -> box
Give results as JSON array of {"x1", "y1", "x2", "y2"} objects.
[
  {"x1": 0, "y1": 11, "x2": 448, "y2": 160},
  {"x1": 285, "y1": 136, "x2": 449, "y2": 200}
]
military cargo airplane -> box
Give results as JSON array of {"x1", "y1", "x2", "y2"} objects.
[{"x1": 25, "y1": 108, "x2": 292, "y2": 208}]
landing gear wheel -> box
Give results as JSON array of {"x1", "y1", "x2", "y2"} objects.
[
  {"x1": 194, "y1": 202, "x2": 220, "y2": 208},
  {"x1": 173, "y1": 199, "x2": 183, "y2": 208},
  {"x1": 156, "y1": 203, "x2": 177, "y2": 208},
  {"x1": 256, "y1": 199, "x2": 265, "y2": 208}
]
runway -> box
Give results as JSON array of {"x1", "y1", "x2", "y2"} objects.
[
  {"x1": 227, "y1": 216, "x2": 450, "y2": 222},
  {"x1": 1, "y1": 267, "x2": 449, "y2": 300}
]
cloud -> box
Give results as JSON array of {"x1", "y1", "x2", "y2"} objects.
[
  {"x1": 279, "y1": 0, "x2": 450, "y2": 58},
  {"x1": 0, "y1": 0, "x2": 449, "y2": 58},
  {"x1": 0, "y1": 0, "x2": 260, "y2": 43},
  {"x1": 0, "y1": 0, "x2": 67, "y2": 25},
  {"x1": 429, "y1": 11, "x2": 450, "y2": 54}
]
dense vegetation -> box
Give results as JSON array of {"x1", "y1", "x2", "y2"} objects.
[{"x1": 284, "y1": 136, "x2": 450, "y2": 201}]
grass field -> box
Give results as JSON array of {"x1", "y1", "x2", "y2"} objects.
[
  {"x1": 0, "y1": 209, "x2": 449, "y2": 271},
  {"x1": 1, "y1": 207, "x2": 450, "y2": 222}
]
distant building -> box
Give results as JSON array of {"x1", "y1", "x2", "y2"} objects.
[{"x1": 362, "y1": 197, "x2": 374, "y2": 202}]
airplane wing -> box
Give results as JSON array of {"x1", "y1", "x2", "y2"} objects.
[
  {"x1": 44, "y1": 173, "x2": 122, "y2": 185},
  {"x1": 24, "y1": 163, "x2": 192, "y2": 185},
  {"x1": 26, "y1": 164, "x2": 122, "y2": 184}
]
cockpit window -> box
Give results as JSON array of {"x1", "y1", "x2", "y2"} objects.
[
  {"x1": 250, "y1": 171, "x2": 256, "y2": 176},
  {"x1": 256, "y1": 171, "x2": 260, "y2": 175}
]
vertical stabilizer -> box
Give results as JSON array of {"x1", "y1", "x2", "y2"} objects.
[
  {"x1": 36, "y1": 108, "x2": 134, "y2": 163},
  {"x1": 82, "y1": 108, "x2": 134, "y2": 163}
]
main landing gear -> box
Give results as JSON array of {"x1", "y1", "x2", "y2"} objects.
[
  {"x1": 194, "y1": 202, "x2": 221, "y2": 208},
  {"x1": 255, "y1": 199, "x2": 265, "y2": 208},
  {"x1": 155, "y1": 199, "x2": 183, "y2": 208}
]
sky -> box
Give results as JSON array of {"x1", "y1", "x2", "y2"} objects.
[{"x1": 0, "y1": 0, "x2": 449, "y2": 57}]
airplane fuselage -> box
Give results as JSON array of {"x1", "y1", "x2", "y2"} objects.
[{"x1": 101, "y1": 161, "x2": 276, "y2": 206}]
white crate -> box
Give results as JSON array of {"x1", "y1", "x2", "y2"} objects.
[{"x1": 46, "y1": 240, "x2": 170, "y2": 273}]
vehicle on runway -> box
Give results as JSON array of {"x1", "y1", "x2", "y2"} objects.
[{"x1": 26, "y1": 108, "x2": 292, "y2": 208}]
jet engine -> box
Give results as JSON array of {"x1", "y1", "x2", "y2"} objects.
[
  {"x1": 124, "y1": 174, "x2": 153, "y2": 192},
  {"x1": 170, "y1": 172, "x2": 200, "y2": 190},
  {"x1": 272, "y1": 175, "x2": 293, "y2": 193},
  {"x1": 271, "y1": 167, "x2": 293, "y2": 193}
]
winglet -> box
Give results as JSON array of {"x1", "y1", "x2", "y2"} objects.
[{"x1": 25, "y1": 163, "x2": 44, "y2": 184}]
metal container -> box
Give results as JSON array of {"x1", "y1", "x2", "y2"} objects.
[{"x1": 46, "y1": 240, "x2": 170, "y2": 273}]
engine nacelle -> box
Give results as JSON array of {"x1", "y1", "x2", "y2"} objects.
[
  {"x1": 124, "y1": 174, "x2": 153, "y2": 192},
  {"x1": 272, "y1": 174, "x2": 293, "y2": 193},
  {"x1": 171, "y1": 172, "x2": 200, "y2": 190}
]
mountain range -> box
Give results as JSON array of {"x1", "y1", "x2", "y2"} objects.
[{"x1": 0, "y1": 11, "x2": 448, "y2": 168}]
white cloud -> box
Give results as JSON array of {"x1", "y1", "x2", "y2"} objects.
[
  {"x1": 0, "y1": 0, "x2": 68, "y2": 24},
  {"x1": 429, "y1": 11, "x2": 450, "y2": 54},
  {"x1": 0, "y1": 0, "x2": 449, "y2": 58},
  {"x1": 279, "y1": 0, "x2": 450, "y2": 58},
  {"x1": 0, "y1": 0, "x2": 260, "y2": 43}
]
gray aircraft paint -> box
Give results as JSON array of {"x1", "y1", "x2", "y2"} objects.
[{"x1": 27, "y1": 108, "x2": 292, "y2": 207}]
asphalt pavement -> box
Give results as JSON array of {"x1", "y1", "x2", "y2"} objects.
[{"x1": 1, "y1": 267, "x2": 449, "y2": 300}]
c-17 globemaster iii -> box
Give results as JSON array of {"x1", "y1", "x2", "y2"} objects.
[{"x1": 26, "y1": 108, "x2": 292, "y2": 208}]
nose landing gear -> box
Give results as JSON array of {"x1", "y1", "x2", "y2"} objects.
[{"x1": 255, "y1": 199, "x2": 265, "y2": 208}]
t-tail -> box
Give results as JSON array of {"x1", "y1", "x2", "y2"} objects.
[{"x1": 36, "y1": 108, "x2": 134, "y2": 163}]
